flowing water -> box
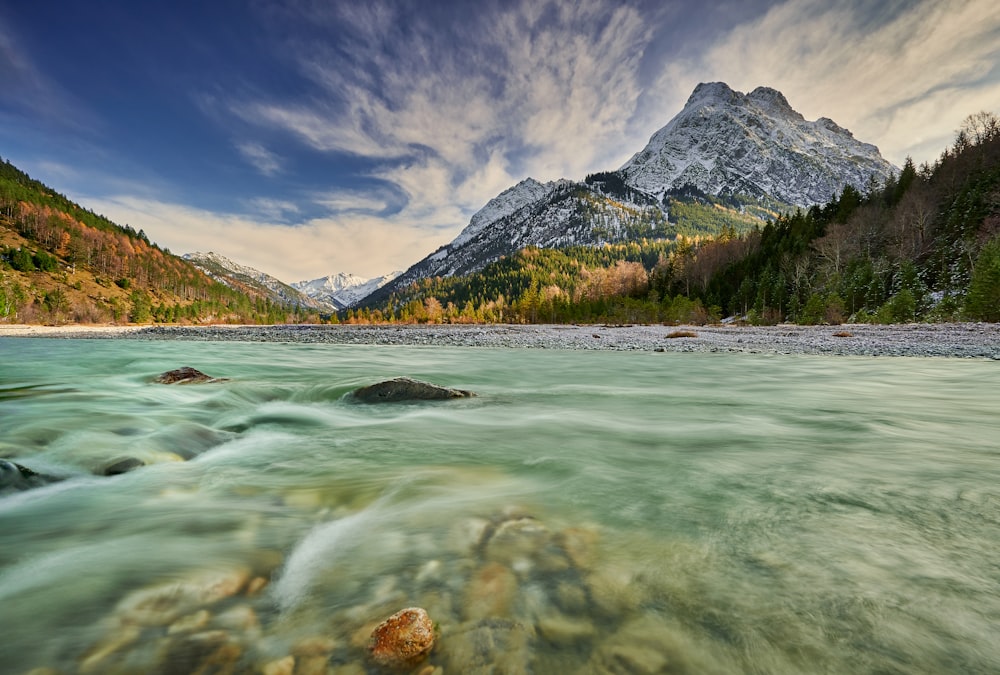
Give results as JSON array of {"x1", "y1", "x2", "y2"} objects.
[{"x1": 1, "y1": 338, "x2": 998, "y2": 674}]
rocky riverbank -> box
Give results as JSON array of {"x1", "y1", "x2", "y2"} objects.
[{"x1": 4, "y1": 322, "x2": 1000, "y2": 359}]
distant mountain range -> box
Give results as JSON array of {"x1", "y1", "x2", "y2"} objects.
[
  {"x1": 183, "y1": 252, "x2": 401, "y2": 312},
  {"x1": 292, "y1": 271, "x2": 401, "y2": 310},
  {"x1": 361, "y1": 82, "x2": 897, "y2": 308}
]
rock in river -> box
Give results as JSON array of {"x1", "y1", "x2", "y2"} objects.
[
  {"x1": 0, "y1": 459, "x2": 62, "y2": 492},
  {"x1": 101, "y1": 457, "x2": 146, "y2": 476},
  {"x1": 368, "y1": 607, "x2": 435, "y2": 669},
  {"x1": 352, "y1": 377, "x2": 475, "y2": 403},
  {"x1": 154, "y1": 367, "x2": 223, "y2": 384}
]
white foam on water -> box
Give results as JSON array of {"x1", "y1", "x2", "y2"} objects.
[{"x1": 270, "y1": 507, "x2": 376, "y2": 612}]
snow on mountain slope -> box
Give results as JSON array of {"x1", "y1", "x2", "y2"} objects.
[
  {"x1": 183, "y1": 252, "x2": 329, "y2": 311},
  {"x1": 450, "y1": 178, "x2": 554, "y2": 247},
  {"x1": 619, "y1": 82, "x2": 897, "y2": 205},
  {"x1": 292, "y1": 271, "x2": 401, "y2": 310}
]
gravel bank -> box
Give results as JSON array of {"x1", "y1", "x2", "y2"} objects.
[{"x1": 6, "y1": 322, "x2": 995, "y2": 359}]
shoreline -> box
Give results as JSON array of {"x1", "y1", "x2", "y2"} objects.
[{"x1": 2, "y1": 322, "x2": 999, "y2": 358}]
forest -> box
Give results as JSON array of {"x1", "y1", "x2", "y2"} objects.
[
  {"x1": 0, "y1": 157, "x2": 308, "y2": 324},
  {"x1": 355, "y1": 112, "x2": 1000, "y2": 326}
]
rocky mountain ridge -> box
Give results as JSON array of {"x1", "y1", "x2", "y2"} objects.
[
  {"x1": 619, "y1": 82, "x2": 896, "y2": 205},
  {"x1": 361, "y1": 82, "x2": 897, "y2": 308}
]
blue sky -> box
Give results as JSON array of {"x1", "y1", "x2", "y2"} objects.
[{"x1": 2, "y1": 0, "x2": 999, "y2": 282}]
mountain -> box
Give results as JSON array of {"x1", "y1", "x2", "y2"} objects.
[
  {"x1": 363, "y1": 179, "x2": 670, "y2": 307},
  {"x1": 183, "y1": 251, "x2": 330, "y2": 312},
  {"x1": 354, "y1": 111, "x2": 1000, "y2": 326},
  {"x1": 292, "y1": 271, "x2": 401, "y2": 310},
  {"x1": 1, "y1": 155, "x2": 294, "y2": 324},
  {"x1": 361, "y1": 82, "x2": 896, "y2": 308},
  {"x1": 619, "y1": 82, "x2": 897, "y2": 205}
]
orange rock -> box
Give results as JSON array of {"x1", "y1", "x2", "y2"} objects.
[{"x1": 368, "y1": 607, "x2": 435, "y2": 670}]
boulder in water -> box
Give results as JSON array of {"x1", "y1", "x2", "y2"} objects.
[
  {"x1": 0, "y1": 459, "x2": 61, "y2": 492},
  {"x1": 368, "y1": 607, "x2": 435, "y2": 669},
  {"x1": 154, "y1": 367, "x2": 223, "y2": 385},
  {"x1": 102, "y1": 457, "x2": 146, "y2": 476},
  {"x1": 353, "y1": 377, "x2": 474, "y2": 403}
]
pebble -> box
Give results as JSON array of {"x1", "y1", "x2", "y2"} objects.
[
  {"x1": 93, "y1": 322, "x2": 1000, "y2": 358},
  {"x1": 261, "y1": 656, "x2": 295, "y2": 675}
]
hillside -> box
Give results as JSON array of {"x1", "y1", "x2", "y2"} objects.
[
  {"x1": 183, "y1": 251, "x2": 330, "y2": 313},
  {"x1": 0, "y1": 157, "x2": 299, "y2": 324}
]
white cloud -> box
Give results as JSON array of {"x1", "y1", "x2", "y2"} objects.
[
  {"x1": 312, "y1": 189, "x2": 392, "y2": 215},
  {"x1": 235, "y1": 141, "x2": 284, "y2": 176},
  {"x1": 81, "y1": 194, "x2": 451, "y2": 282},
  {"x1": 245, "y1": 197, "x2": 300, "y2": 221}
]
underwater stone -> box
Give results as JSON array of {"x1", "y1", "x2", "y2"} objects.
[
  {"x1": 463, "y1": 562, "x2": 517, "y2": 621},
  {"x1": 368, "y1": 607, "x2": 435, "y2": 669},
  {"x1": 261, "y1": 656, "x2": 295, "y2": 675},
  {"x1": 352, "y1": 377, "x2": 475, "y2": 403},
  {"x1": 115, "y1": 567, "x2": 251, "y2": 626},
  {"x1": 438, "y1": 618, "x2": 534, "y2": 674}
]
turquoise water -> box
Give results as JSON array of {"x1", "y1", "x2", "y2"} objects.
[{"x1": 1, "y1": 338, "x2": 998, "y2": 674}]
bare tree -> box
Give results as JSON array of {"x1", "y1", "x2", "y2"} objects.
[{"x1": 959, "y1": 111, "x2": 1000, "y2": 146}]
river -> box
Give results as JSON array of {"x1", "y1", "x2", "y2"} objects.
[{"x1": 1, "y1": 337, "x2": 998, "y2": 674}]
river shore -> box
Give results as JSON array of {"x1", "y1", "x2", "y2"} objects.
[{"x1": 2, "y1": 322, "x2": 1000, "y2": 358}]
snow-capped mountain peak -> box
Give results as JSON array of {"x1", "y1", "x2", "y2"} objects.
[
  {"x1": 292, "y1": 271, "x2": 401, "y2": 310},
  {"x1": 619, "y1": 82, "x2": 896, "y2": 205}
]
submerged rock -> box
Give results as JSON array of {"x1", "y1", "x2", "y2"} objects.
[
  {"x1": 0, "y1": 459, "x2": 62, "y2": 492},
  {"x1": 352, "y1": 377, "x2": 475, "y2": 403},
  {"x1": 154, "y1": 367, "x2": 223, "y2": 384},
  {"x1": 114, "y1": 567, "x2": 251, "y2": 626},
  {"x1": 463, "y1": 562, "x2": 517, "y2": 621},
  {"x1": 438, "y1": 618, "x2": 534, "y2": 674},
  {"x1": 101, "y1": 457, "x2": 146, "y2": 476},
  {"x1": 368, "y1": 607, "x2": 435, "y2": 669}
]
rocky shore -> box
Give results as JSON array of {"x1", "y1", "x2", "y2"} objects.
[{"x1": 4, "y1": 322, "x2": 1000, "y2": 359}]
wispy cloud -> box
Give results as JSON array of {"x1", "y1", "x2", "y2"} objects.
[
  {"x1": 235, "y1": 141, "x2": 284, "y2": 176},
  {"x1": 244, "y1": 197, "x2": 299, "y2": 221},
  {"x1": 234, "y1": 0, "x2": 659, "y2": 235},
  {"x1": 0, "y1": 18, "x2": 97, "y2": 132}
]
